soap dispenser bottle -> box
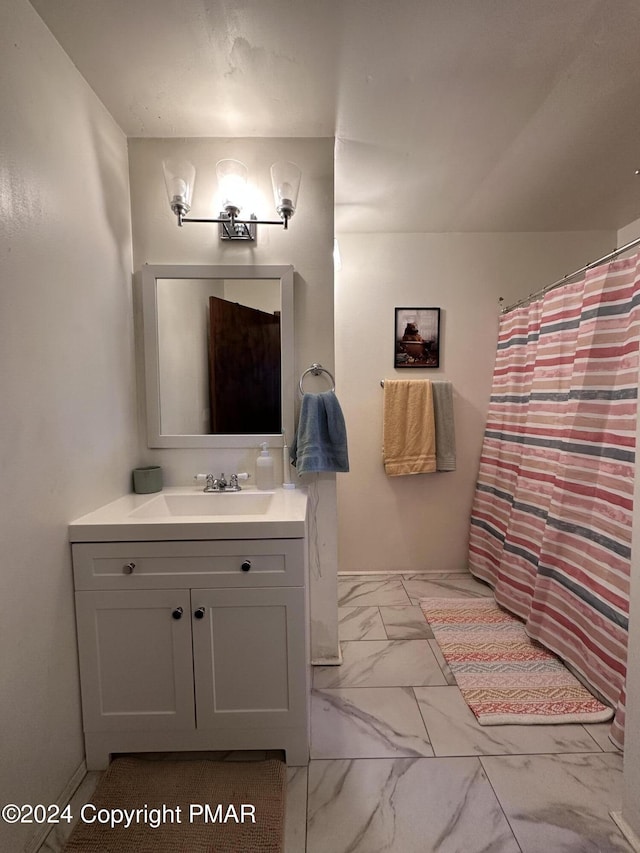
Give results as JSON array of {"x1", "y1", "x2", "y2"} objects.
[{"x1": 255, "y1": 442, "x2": 275, "y2": 490}]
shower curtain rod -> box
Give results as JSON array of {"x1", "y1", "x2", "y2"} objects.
[{"x1": 501, "y1": 235, "x2": 640, "y2": 315}]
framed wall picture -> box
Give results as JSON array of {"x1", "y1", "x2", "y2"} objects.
[{"x1": 394, "y1": 307, "x2": 440, "y2": 368}]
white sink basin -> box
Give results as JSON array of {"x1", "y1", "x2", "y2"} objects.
[
  {"x1": 69, "y1": 486, "x2": 307, "y2": 542},
  {"x1": 128, "y1": 492, "x2": 274, "y2": 519}
]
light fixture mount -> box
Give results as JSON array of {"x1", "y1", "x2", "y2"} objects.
[{"x1": 218, "y1": 212, "x2": 257, "y2": 241}]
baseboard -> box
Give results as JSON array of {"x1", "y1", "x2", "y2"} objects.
[
  {"x1": 337, "y1": 569, "x2": 472, "y2": 576},
  {"x1": 26, "y1": 760, "x2": 87, "y2": 853},
  {"x1": 312, "y1": 646, "x2": 343, "y2": 666},
  {"x1": 611, "y1": 811, "x2": 640, "y2": 851}
]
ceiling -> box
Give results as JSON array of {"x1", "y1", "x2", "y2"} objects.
[{"x1": 29, "y1": 0, "x2": 640, "y2": 233}]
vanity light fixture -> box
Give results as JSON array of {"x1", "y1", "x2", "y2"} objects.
[{"x1": 162, "y1": 157, "x2": 301, "y2": 241}]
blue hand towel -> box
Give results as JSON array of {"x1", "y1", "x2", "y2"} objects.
[{"x1": 290, "y1": 390, "x2": 349, "y2": 474}]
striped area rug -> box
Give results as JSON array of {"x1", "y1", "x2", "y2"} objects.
[{"x1": 420, "y1": 597, "x2": 613, "y2": 725}]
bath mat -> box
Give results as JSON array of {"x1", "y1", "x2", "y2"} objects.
[
  {"x1": 63, "y1": 756, "x2": 286, "y2": 852},
  {"x1": 420, "y1": 597, "x2": 613, "y2": 726}
]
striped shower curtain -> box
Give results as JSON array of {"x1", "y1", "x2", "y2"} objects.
[{"x1": 469, "y1": 254, "x2": 640, "y2": 747}]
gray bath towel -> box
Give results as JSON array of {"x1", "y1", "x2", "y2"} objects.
[
  {"x1": 290, "y1": 390, "x2": 349, "y2": 475},
  {"x1": 432, "y1": 381, "x2": 456, "y2": 471}
]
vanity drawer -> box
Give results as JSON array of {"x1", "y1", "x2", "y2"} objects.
[{"x1": 72, "y1": 539, "x2": 305, "y2": 590}]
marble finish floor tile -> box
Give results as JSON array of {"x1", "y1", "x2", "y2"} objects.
[
  {"x1": 583, "y1": 722, "x2": 622, "y2": 753},
  {"x1": 481, "y1": 752, "x2": 631, "y2": 852},
  {"x1": 414, "y1": 685, "x2": 607, "y2": 757},
  {"x1": 401, "y1": 572, "x2": 494, "y2": 604},
  {"x1": 285, "y1": 765, "x2": 308, "y2": 853},
  {"x1": 311, "y1": 687, "x2": 433, "y2": 758},
  {"x1": 338, "y1": 606, "x2": 386, "y2": 640},
  {"x1": 306, "y1": 757, "x2": 520, "y2": 853},
  {"x1": 337, "y1": 576, "x2": 411, "y2": 606},
  {"x1": 428, "y1": 639, "x2": 457, "y2": 684},
  {"x1": 313, "y1": 640, "x2": 447, "y2": 689},
  {"x1": 379, "y1": 605, "x2": 434, "y2": 639}
]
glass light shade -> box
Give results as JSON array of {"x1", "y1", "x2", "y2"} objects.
[
  {"x1": 270, "y1": 161, "x2": 301, "y2": 220},
  {"x1": 162, "y1": 159, "x2": 195, "y2": 213},
  {"x1": 216, "y1": 159, "x2": 248, "y2": 213}
]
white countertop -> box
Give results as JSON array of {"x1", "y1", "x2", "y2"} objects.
[{"x1": 68, "y1": 486, "x2": 308, "y2": 542}]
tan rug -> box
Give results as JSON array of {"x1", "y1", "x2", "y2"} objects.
[{"x1": 63, "y1": 757, "x2": 286, "y2": 852}]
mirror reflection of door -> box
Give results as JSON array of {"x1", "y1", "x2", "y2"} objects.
[{"x1": 209, "y1": 297, "x2": 281, "y2": 434}]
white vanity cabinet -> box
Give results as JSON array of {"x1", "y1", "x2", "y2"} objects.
[{"x1": 72, "y1": 538, "x2": 309, "y2": 769}]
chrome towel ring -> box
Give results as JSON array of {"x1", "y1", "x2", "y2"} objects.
[{"x1": 298, "y1": 363, "x2": 336, "y2": 396}]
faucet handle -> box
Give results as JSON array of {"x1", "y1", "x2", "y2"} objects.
[
  {"x1": 229, "y1": 472, "x2": 250, "y2": 490},
  {"x1": 195, "y1": 473, "x2": 216, "y2": 491}
]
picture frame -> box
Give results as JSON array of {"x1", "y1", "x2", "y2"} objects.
[{"x1": 394, "y1": 307, "x2": 440, "y2": 368}]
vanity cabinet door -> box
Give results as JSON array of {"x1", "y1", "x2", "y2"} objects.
[
  {"x1": 75, "y1": 589, "x2": 195, "y2": 732},
  {"x1": 191, "y1": 587, "x2": 307, "y2": 730}
]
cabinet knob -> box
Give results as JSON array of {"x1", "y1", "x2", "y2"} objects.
[
  {"x1": 194, "y1": 607, "x2": 206, "y2": 619},
  {"x1": 172, "y1": 607, "x2": 183, "y2": 620},
  {"x1": 122, "y1": 562, "x2": 135, "y2": 575},
  {"x1": 241, "y1": 560, "x2": 252, "y2": 572}
]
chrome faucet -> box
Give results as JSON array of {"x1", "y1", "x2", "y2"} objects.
[
  {"x1": 211, "y1": 473, "x2": 228, "y2": 491},
  {"x1": 195, "y1": 472, "x2": 248, "y2": 492}
]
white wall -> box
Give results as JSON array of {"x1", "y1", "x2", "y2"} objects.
[
  {"x1": 0, "y1": 1, "x2": 138, "y2": 849},
  {"x1": 128, "y1": 137, "x2": 340, "y2": 661},
  {"x1": 335, "y1": 230, "x2": 614, "y2": 573},
  {"x1": 618, "y1": 216, "x2": 640, "y2": 248}
]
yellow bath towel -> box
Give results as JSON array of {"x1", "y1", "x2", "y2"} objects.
[{"x1": 383, "y1": 380, "x2": 436, "y2": 475}]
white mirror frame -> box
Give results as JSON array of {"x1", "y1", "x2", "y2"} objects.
[{"x1": 141, "y1": 263, "x2": 294, "y2": 448}]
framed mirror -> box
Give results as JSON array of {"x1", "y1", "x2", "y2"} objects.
[{"x1": 140, "y1": 264, "x2": 294, "y2": 448}]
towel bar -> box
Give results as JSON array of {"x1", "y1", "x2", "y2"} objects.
[
  {"x1": 381, "y1": 379, "x2": 446, "y2": 386},
  {"x1": 299, "y1": 363, "x2": 336, "y2": 396}
]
